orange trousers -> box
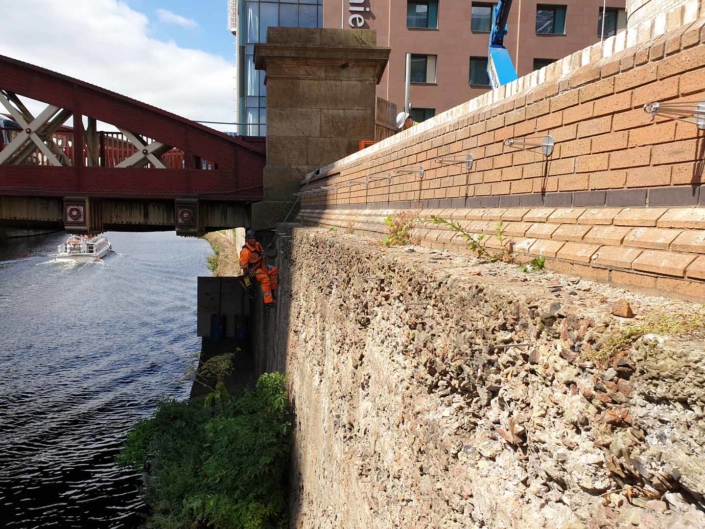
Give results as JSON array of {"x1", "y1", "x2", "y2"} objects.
[{"x1": 253, "y1": 265, "x2": 278, "y2": 304}]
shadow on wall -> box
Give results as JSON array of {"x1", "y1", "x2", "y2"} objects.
[{"x1": 695, "y1": 136, "x2": 705, "y2": 185}]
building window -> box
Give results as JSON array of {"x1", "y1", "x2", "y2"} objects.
[
  {"x1": 533, "y1": 58, "x2": 555, "y2": 71},
  {"x1": 409, "y1": 54, "x2": 437, "y2": 84},
  {"x1": 598, "y1": 7, "x2": 626, "y2": 38},
  {"x1": 471, "y1": 3, "x2": 495, "y2": 33},
  {"x1": 407, "y1": 1, "x2": 439, "y2": 29},
  {"x1": 469, "y1": 57, "x2": 490, "y2": 86},
  {"x1": 536, "y1": 5, "x2": 567, "y2": 35},
  {"x1": 411, "y1": 108, "x2": 435, "y2": 123}
]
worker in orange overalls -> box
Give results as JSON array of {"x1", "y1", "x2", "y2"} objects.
[{"x1": 239, "y1": 229, "x2": 278, "y2": 308}]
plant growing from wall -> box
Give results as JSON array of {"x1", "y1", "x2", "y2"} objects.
[
  {"x1": 207, "y1": 255, "x2": 218, "y2": 272},
  {"x1": 520, "y1": 256, "x2": 545, "y2": 273},
  {"x1": 381, "y1": 211, "x2": 418, "y2": 246},
  {"x1": 118, "y1": 371, "x2": 291, "y2": 529},
  {"x1": 428, "y1": 216, "x2": 514, "y2": 262}
]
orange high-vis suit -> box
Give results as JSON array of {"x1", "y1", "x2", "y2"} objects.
[{"x1": 239, "y1": 240, "x2": 278, "y2": 305}]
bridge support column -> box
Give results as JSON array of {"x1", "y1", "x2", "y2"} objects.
[
  {"x1": 175, "y1": 198, "x2": 202, "y2": 237},
  {"x1": 251, "y1": 28, "x2": 390, "y2": 230},
  {"x1": 63, "y1": 197, "x2": 103, "y2": 233}
]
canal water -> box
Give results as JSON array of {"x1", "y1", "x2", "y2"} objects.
[{"x1": 0, "y1": 231, "x2": 212, "y2": 528}]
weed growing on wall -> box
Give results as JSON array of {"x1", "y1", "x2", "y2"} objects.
[
  {"x1": 428, "y1": 216, "x2": 514, "y2": 263},
  {"x1": 206, "y1": 246, "x2": 220, "y2": 272},
  {"x1": 520, "y1": 256, "x2": 546, "y2": 273},
  {"x1": 118, "y1": 371, "x2": 291, "y2": 529},
  {"x1": 382, "y1": 211, "x2": 418, "y2": 246},
  {"x1": 594, "y1": 303, "x2": 705, "y2": 365}
]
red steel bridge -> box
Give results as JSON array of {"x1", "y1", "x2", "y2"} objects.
[{"x1": 0, "y1": 55, "x2": 266, "y2": 235}]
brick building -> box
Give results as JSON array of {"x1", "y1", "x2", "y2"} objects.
[
  {"x1": 325, "y1": 0, "x2": 626, "y2": 123},
  {"x1": 230, "y1": 0, "x2": 625, "y2": 134}
]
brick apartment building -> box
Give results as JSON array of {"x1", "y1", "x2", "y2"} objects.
[{"x1": 230, "y1": 0, "x2": 626, "y2": 133}]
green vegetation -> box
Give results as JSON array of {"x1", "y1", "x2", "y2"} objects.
[
  {"x1": 382, "y1": 211, "x2": 417, "y2": 246},
  {"x1": 427, "y1": 216, "x2": 514, "y2": 263},
  {"x1": 206, "y1": 246, "x2": 220, "y2": 272},
  {"x1": 520, "y1": 256, "x2": 545, "y2": 273},
  {"x1": 118, "y1": 369, "x2": 291, "y2": 529},
  {"x1": 595, "y1": 303, "x2": 705, "y2": 363}
]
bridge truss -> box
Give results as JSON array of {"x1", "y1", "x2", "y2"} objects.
[{"x1": 0, "y1": 55, "x2": 266, "y2": 235}]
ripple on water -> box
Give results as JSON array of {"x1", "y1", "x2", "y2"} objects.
[{"x1": 0, "y1": 231, "x2": 211, "y2": 528}]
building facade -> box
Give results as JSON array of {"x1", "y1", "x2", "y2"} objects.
[
  {"x1": 230, "y1": 0, "x2": 325, "y2": 136},
  {"x1": 230, "y1": 0, "x2": 626, "y2": 133},
  {"x1": 324, "y1": 0, "x2": 626, "y2": 124}
]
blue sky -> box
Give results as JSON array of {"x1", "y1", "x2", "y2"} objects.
[
  {"x1": 125, "y1": 0, "x2": 234, "y2": 60},
  {"x1": 1, "y1": 0, "x2": 238, "y2": 129}
]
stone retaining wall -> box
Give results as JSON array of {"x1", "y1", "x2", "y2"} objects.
[{"x1": 271, "y1": 228, "x2": 705, "y2": 528}]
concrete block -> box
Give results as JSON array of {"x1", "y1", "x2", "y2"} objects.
[
  {"x1": 633, "y1": 249, "x2": 696, "y2": 277},
  {"x1": 306, "y1": 137, "x2": 357, "y2": 167},
  {"x1": 320, "y1": 109, "x2": 375, "y2": 139},
  {"x1": 268, "y1": 109, "x2": 321, "y2": 138},
  {"x1": 623, "y1": 227, "x2": 681, "y2": 250},
  {"x1": 268, "y1": 79, "x2": 343, "y2": 110},
  {"x1": 267, "y1": 136, "x2": 309, "y2": 166},
  {"x1": 592, "y1": 245, "x2": 642, "y2": 269}
]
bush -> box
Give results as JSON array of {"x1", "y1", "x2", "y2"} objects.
[
  {"x1": 381, "y1": 211, "x2": 417, "y2": 246},
  {"x1": 206, "y1": 255, "x2": 218, "y2": 272},
  {"x1": 118, "y1": 372, "x2": 291, "y2": 529}
]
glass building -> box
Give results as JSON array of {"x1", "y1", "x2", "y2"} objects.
[{"x1": 231, "y1": 0, "x2": 324, "y2": 136}]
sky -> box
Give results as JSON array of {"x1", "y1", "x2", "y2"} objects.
[{"x1": 0, "y1": 0, "x2": 237, "y2": 130}]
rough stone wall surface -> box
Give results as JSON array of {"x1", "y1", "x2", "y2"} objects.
[{"x1": 273, "y1": 228, "x2": 705, "y2": 529}]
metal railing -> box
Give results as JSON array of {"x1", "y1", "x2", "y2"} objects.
[{"x1": 0, "y1": 128, "x2": 217, "y2": 169}]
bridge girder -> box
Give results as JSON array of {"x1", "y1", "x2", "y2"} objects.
[{"x1": 0, "y1": 55, "x2": 266, "y2": 235}]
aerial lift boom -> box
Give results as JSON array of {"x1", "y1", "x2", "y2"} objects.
[{"x1": 487, "y1": 0, "x2": 519, "y2": 89}]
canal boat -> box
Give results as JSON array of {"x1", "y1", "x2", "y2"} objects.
[{"x1": 56, "y1": 234, "x2": 112, "y2": 261}]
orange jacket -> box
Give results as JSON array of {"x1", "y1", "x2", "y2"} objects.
[{"x1": 239, "y1": 241, "x2": 265, "y2": 272}]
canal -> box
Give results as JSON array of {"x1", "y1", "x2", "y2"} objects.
[{"x1": 0, "y1": 231, "x2": 212, "y2": 528}]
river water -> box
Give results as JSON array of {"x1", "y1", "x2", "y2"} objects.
[{"x1": 0, "y1": 231, "x2": 212, "y2": 528}]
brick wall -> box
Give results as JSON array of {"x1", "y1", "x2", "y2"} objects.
[
  {"x1": 627, "y1": 0, "x2": 702, "y2": 28},
  {"x1": 300, "y1": 19, "x2": 705, "y2": 209},
  {"x1": 294, "y1": 5, "x2": 705, "y2": 299}
]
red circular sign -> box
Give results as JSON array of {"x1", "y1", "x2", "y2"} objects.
[
  {"x1": 179, "y1": 209, "x2": 193, "y2": 223},
  {"x1": 67, "y1": 206, "x2": 83, "y2": 221}
]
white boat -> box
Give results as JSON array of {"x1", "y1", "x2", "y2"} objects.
[{"x1": 56, "y1": 234, "x2": 112, "y2": 261}]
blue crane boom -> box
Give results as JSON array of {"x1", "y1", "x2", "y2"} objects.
[{"x1": 487, "y1": 0, "x2": 518, "y2": 89}]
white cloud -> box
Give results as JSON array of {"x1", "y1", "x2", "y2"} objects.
[
  {"x1": 0, "y1": 0, "x2": 236, "y2": 132},
  {"x1": 156, "y1": 8, "x2": 199, "y2": 29}
]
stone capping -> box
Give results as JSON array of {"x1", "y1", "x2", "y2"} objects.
[
  {"x1": 303, "y1": 0, "x2": 705, "y2": 184},
  {"x1": 254, "y1": 46, "x2": 391, "y2": 84},
  {"x1": 297, "y1": 205, "x2": 705, "y2": 300}
]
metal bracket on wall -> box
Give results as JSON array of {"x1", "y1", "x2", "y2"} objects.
[
  {"x1": 436, "y1": 154, "x2": 473, "y2": 170},
  {"x1": 395, "y1": 165, "x2": 425, "y2": 178},
  {"x1": 644, "y1": 101, "x2": 705, "y2": 130},
  {"x1": 367, "y1": 173, "x2": 393, "y2": 185},
  {"x1": 504, "y1": 135, "x2": 555, "y2": 157}
]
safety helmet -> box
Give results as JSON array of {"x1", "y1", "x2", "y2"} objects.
[
  {"x1": 396, "y1": 111, "x2": 410, "y2": 130},
  {"x1": 246, "y1": 229, "x2": 256, "y2": 239}
]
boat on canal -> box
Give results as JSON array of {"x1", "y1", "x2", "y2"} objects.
[{"x1": 56, "y1": 234, "x2": 112, "y2": 262}]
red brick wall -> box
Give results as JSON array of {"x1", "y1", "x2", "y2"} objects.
[
  {"x1": 301, "y1": 17, "x2": 705, "y2": 210},
  {"x1": 296, "y1": 11, "x2": 705, "y2": 299}
]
